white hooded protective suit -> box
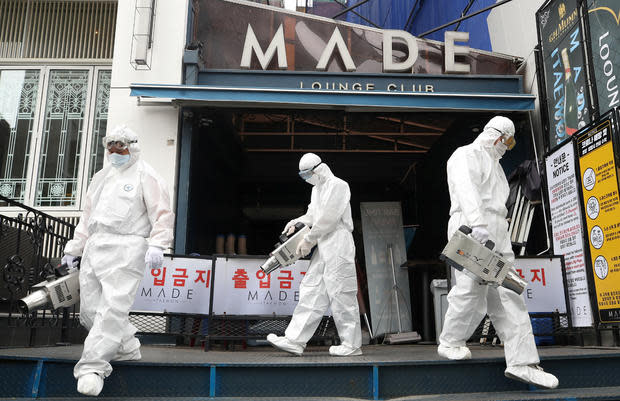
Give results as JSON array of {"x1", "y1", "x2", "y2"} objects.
[
  {"x1": 283, "y1": 155, "x2": 362, "y2": 351},
  {"x1": 64, "y1": 126, "x2": 174, "y2": 380},
  {"x1": 439, "y1": 117, "x2": 540, "y2": 367}
]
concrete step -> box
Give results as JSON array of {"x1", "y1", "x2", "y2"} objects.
[{"x1": 1, "y1": 344, "x2": 619, "y2": 399}]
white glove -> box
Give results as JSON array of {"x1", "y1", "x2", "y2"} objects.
[
  {"x1": 470, "y1": 226, "x2": 490, "y2": 244},
  {"x1": 295, "y1": 238, "x2": 314, "y2": 257},
  {"x1": 61, "y1": 254, "x2": 77, "y2": 267},
  {"x1": 282, "y1": 220, "x2": 297, "y2": 235},
  {"x1": 145, "y1": 246, "x2": 164, "y2": 270}
]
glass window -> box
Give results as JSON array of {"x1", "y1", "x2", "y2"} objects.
[
  {"x1": 35, "y1": 70, "x2": 89, "y2": 207},
  {"x1": 0, "y1": 70, "x2": 40, "y2": 203},
  {"x1": 88, "y1": 70, "x2": 111, "y2": 182}
]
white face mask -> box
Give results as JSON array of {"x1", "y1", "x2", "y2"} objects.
[
  {"x1": 493, "y1": 141, "x2": 508, "y2": 159},
  {"x1": 305, "y1": 174, "x2": 320, "y2": 186},
  {"x1": 109, "y1": 153, "x2": 130, "y2": 167}
]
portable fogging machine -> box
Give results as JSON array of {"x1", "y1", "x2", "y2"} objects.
[
  {"x1": 440, "y1": 226, "x2": 527, "y2": 294},
  {"x1": 260, "y1": 222, "x2": 310, "y2": 275},
  {"x1": 18, "y1": 258, "x2": 81, "y2": 314}
]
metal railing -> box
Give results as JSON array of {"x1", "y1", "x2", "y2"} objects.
[{"x1": 0, "y1": 194, "x2": 80, "y2": 346}]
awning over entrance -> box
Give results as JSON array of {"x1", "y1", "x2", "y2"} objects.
[{"x1": 130, "y1": 70, "x2": 535, "y2": 112}]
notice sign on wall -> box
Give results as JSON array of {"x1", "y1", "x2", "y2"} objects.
[
  {"x1": 212, "y1": 256, "x2": 310, "y2": 316},
  {"x1": 515, "y1": 257, "x2": 568, "y2": 314},
  {"x1": 577, "y1": 113, "x2": 620, "y2": 323},
  {"x1": 545, "y1": 141, "x2": 593, "y2": 326},
  {"x1": 131, "y1": 256, "x2": 213, "y2": 314}
]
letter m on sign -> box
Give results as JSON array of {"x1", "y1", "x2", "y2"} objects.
[{"x1": 240, "y1": 24, "x2": 287, "y2": 69}]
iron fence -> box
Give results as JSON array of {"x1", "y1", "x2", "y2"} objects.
[{"x1": 0, "y1": 194, "x2": 81, "y2": 346}]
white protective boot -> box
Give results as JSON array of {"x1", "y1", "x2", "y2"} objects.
[
  {"x1": 266, "y1": 333, "x2": 304, "y2": 356},
  {"x1": 437, "y1": 344, "x2": 472, "y2": 360},
  {"x1": 329, "y1": 344, "x2": 362, "y2": 356},
  {"x1": 504, "y1": 365, "x2": 559, "y2": 389},
  {"x1": 77, "y1": 373, "x2": 104, "y2": 396}
]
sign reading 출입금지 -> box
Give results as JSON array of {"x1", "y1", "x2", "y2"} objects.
[
  {"x1": 515, "y1": 257, "x2": 568, "y2": 314},
  {"x1": 131, "y1": 255, "x2": 213, "y2": 314},
  {"x1": 211, "y1": 256, "x2": 311, "y2": 316}
]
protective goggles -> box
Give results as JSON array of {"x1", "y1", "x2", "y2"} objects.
[
  {"x1": 299, "y1": 163, "x2": 321, "y2": 180},
  {"x1": 102, "y1": 138, "x2": 136, "y2": 151},
  {"x1": 499, "y1": 135, "x2": 516, "y2": 150}
]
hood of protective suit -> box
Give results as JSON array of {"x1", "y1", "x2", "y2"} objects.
[
  {"x1": 309, "y1": 163, "x2": 334, "y2": 186},
  {"x1": 474, "y1": 116, "x2": 515, "y2": 160},
  {"x1": 104, "y1": 125, "x2": 141, "y2": 170}
]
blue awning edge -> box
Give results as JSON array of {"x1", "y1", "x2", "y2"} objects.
[{"x1": 130, "y1": 83, "x2": 535, "y2": 112}]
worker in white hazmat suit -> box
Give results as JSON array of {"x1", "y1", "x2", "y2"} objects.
[
  {"x1": 62, "y1": 125, "x2": 174, "y2": 396},
  {"x1": 267, "y1": 153, "x2": 362, "y2": 356},
  {"x1": 438, "y1": 116, "x2": 558, "y2": 389}
]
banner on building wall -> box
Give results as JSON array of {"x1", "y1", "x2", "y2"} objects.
[
  {"x1": 576, "y1": 111, "x2": 620, "y2": 324},
  {"x1": 515, "y1": 257, "x2": 569, "y2": 314},
  {"x1": 544, "y1": 140, "x2": 593, "y2": 326},
  {"x1": 211, "y1": 256, "x2": 311, "y2": 316},
  {"x1": 131, "y1": 256, "x2": 213, "y2": 314},
  {"x1": 587, "y1": 0, "x2": 620, "y2": 115},
  {"x1": 360, "y1": 202, "x2": 412, "y2": 337},
  {"x1": 537, "y1": 0, "x2": 591, "y2": 149}
]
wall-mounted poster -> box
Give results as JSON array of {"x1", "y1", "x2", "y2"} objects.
[
  {"x1": 576, "y1": 111, "x2": 620, "y2": 324},
  {"x1": 544, "y1": 141, "x2": 593, "y2": 326},
  {"x1": 587, "y1": 0, "x2": 620, "y2": 115},
  {"x1": 537, "y1": 0, "x2": 592, "y2": 149}
]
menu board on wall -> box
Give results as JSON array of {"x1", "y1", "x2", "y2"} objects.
[
  {"x1": 545, "y1": 141, "x2": 593, "y2": 326},
  {"x1": 576, "y1": 112, "x2": 620, "y2": 324},
  {"x1": 537, "y1": 0, "x2": 591, "y2": 149},
  {"x1": 587, "y1": 0, "x2": 620, "y2": 115}
]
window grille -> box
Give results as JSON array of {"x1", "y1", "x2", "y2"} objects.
[{"x1": 0, "y1": 0, "x2": 117, "y2": 59}]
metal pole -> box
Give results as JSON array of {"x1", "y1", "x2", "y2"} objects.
[
  {"x1": 417, "y1": 0, "x2": 513, "y2": 38},
  {"x1": 388, "y1": 244, "x2": 402, "y2": 333},
  {"x1": 332, "y1": 0, "x2": 374, "y2": 19}
]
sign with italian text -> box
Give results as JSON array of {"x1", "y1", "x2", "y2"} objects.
[
  {"x1": 131, "y1": 256, "x2": 213, "y2": 314},
  {"x1": 212, "y1": 256, "x2": 311, "y2": 316},
  {"x1": 537, "y1": 0, "x2": 591, "y2": 148},
  {"x1": 545, "y1": 141, "x2": 593, "y2": 326},
  {"x1": 576, "y1": 113, "x2": 620, "y2": 323},
  {"x1": 515, "y1": 257, "x2": 568, "y2": 314}
]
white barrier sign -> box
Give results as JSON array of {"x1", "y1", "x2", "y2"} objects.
[
  {"x1": 515, "y1": 257, "x2": 567, "y2": 314},
  {"x1": 131, "y1": 256, "x2": 213, "y2": 314},
  {"x1": 212, "y1": 256, "x2": 310, "y2": 315},
  {"x1": 545, "y1": 141, "x2": 593, "y2": 326}
]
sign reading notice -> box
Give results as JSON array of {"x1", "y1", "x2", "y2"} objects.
[
  {"x1": 132, "y1": 256, "x2": 213, "y2": 314},
  {"x1": 577, "y1": 113, "x2": 620, "y2": 324},
  {"x1": 515, "y1": 257, "x2": 568, "y2": 314},
  {"x1": 212, "y1": 256, "x2": 310, "y2": 316},
  {"x1": 545, "y1": 141, "x2": 593, "y2": 326},
  {"x1": 360, "y1": 202, "x2": 412, "y2": 337}
]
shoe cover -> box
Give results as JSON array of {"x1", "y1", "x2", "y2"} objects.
[
  {"x1": 437, "y1": 344, "x2": 472, "y2": 360},
  {"x1": 504, "y1": 365, "x2": 559, "y2": 389},
  {"x1": 266, "y1": 333, "x2": 304, "y2": 356},
  {"x1": 77, "y1": 373, "x2": 104, "y2": 396},
  {"x1": 329, "y1": 344, "x2": 362, "y2": 356}
]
